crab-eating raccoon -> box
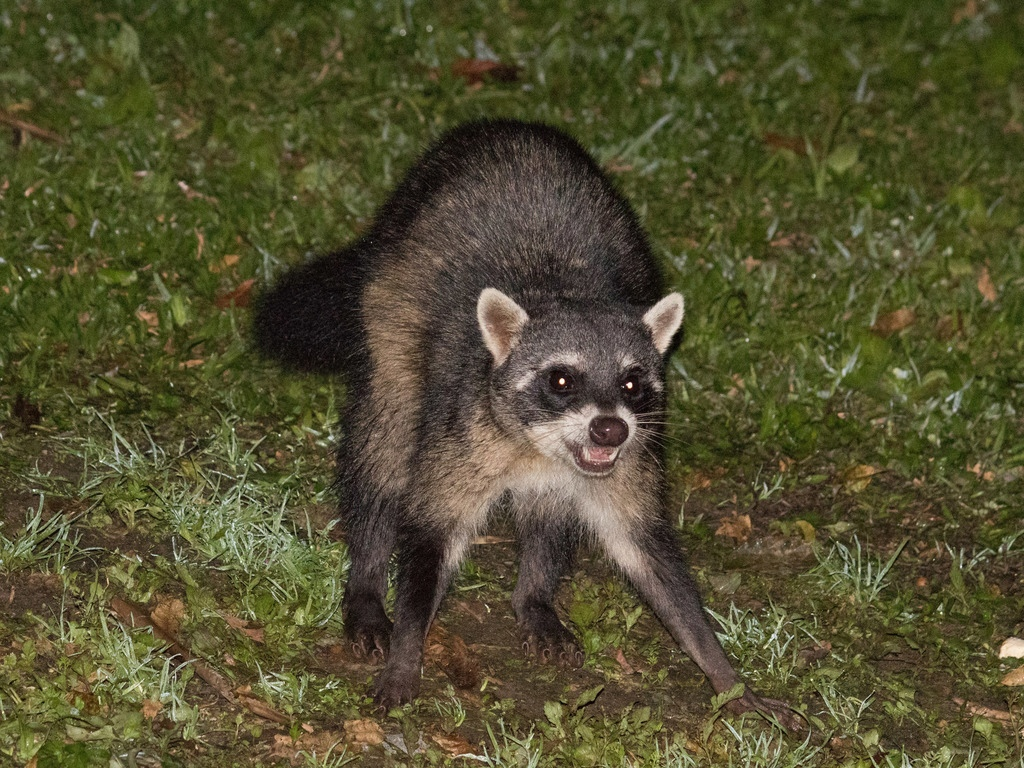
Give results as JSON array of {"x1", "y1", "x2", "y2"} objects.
[{"x1": 254, "y1": 119, "x2": 793, "y2": 722}]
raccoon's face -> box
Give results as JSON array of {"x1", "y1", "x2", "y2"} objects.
[{"x1": 478, "y1": 289, "x2": 684, "y2": 477}]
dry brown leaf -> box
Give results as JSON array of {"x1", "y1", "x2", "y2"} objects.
[
  {"x1": 431, "y1": 732, "x2": 483, "y2": 758},
  {"x1": 715, "y1": 514, "x2": 751, "y2": 543},
  {"x1": 270, "y1": 731, "x2": 345, "y2": 764},
  {"x1": 220, "y1": 611, "x2": 250, "y2": 630},
  {"x1": 141, "y1": 699, "x2": 164, "y2": 720},
  {"x1": 218, "y1": 611, "x2": 266, "y2": 643},
  {"x1": 871, "y1": 308, "x2": 916, "y2": 337},
  {"x1": 215, "y1": 278, "x2": 255, "y2": 309},
  {"x1": 135, "y1": 308, "x2": 159, "y2": 333},
  {"x1": 209, "y1": 254, "x2": 240, "y2": 273},
  {"x1": 978, "y1": 265, "x2": 997, "y2": 302},
  {"x1": 151, "y1": 597, "x2": 185, "y2": 636},
  {"x1": 344, "y1": 719, "x2": 385, "y2": 748},
  {"x1": 953, "y1": 0, "x2": 979, "y2": 23},
  {"x1": 761, "y1": 132, "x2": 808, "y2": 155},
  {"x1": 1001, "y1": 666, "x2": 1024, "y2": 686},
  {"x1": 842, "y1": 464, "x2": 881, "y2": 493},
  {"x1": 451, "y1": 58, "x2": 520, "y2": 85},
  {"x1": 967, "y1": 462, "x2": 995, "y2": 482}
]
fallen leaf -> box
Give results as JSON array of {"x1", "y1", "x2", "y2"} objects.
[
  {"x1": 977, "y1": 265, "x2": 997, "y2": 302},
  {"x1": 953, "y1": 0, "x2": 979, "y2": 23},
  {"x1": 793, "y1": 519, "x2": 816, "y2": 542},
  {"x1": 241, "y1": 626, "x2": 265, "y2": 643},
  {"x1": 967, "y1": 462, "x2": 995, "y2": 482},
  {"x1": 935, "y1": 314, "x2": 962, "y2": 340},
  {"x1": 432, "y1": 732, "x2": 483, "y2": 758},
  {"x1": 761, "y1": 131, "x2": 808, "y2": 156},
  {"x1": 344, "y1": 719, "x2": 385, "y2": 748},
  {"x1": 209, "y1": 254, "x2": 240, "y2": 273},
  {"x1": 613, "y1": 647, "x2": 635, "y2": 674},
  {"x1": 871, "y1": 308, "x2": 916, "y2": 337},
  {"x1": 136, "y1": 308, "x2": 159, "y2": 333},
  {"x1": 219, "y1": 611, "x2": 250, "y2": 630},
  {"x1": 451, "y1": 58, "x2": 520, "y2": 86},
  {"x1": 110, "y1": 596, "x2": 289, "y2": 724},
  {"x1": 151, "y1": 596, "x2": 185, "y2": 635},
  {"x1": 842, "y1": 464, "x2": 881, "y2": 493},
  {"x1": 270, "y1": 731, "x2": 345, "y2": 764},
  {"x1": 1000, "y1": 666, "x2": 1024, "y2": 686},
  {"x1": 715, "y1": 514, "x2": 751, "y2": 544},
  {"x1": 215, "y1": 278, "x2": 255, "y2": 309},
  {"x1": 141, "y1": 699, "x2": 163, "y2": 720}
]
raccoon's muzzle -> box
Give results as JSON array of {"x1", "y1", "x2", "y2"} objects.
[{"x1": 572, "y1": 415, "x2": 630, "y2": 475}]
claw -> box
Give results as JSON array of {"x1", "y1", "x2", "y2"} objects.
[{"x1": 726, "y1": 690, "x2": 805, "y2": 732}]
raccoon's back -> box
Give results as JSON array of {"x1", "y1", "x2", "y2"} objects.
[
  {"x1": 370, "y1": 120, "x2": 665, "y2": 311},
  {"x1": 255, "y1": 120, "x2": 665, "y2": 377}
]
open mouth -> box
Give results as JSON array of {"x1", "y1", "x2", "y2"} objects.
[{"x1": 570, "y1": 444, "x2": 620, "y2": 475}]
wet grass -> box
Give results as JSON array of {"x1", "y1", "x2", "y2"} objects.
[{"x1": 1, "y1": 0, "x2": 1023, "y2": 765}]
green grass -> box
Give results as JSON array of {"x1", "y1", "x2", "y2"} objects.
[{"x1": 2, "y1": 0, "x2": 1023, "y2": 765}]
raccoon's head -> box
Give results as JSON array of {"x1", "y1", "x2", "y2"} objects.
[{"x1": 478, "y1": 288, "x2": 684, "y2": 477}]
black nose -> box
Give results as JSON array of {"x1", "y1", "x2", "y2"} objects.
[{"x1": 589, "y1": 416, "x2": 629, "y2": 447}]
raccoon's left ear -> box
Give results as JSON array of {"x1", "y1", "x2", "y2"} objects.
[
  {"x1": 478, "y1": 288, "x2": 530, "y2": 366},
  {"x1": 643, "y1": 292, "x2": 685, "y2": 355}
]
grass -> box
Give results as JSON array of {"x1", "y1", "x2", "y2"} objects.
[{"x1": 2, "y1": 0, "x2": 1023, "y2": 765}]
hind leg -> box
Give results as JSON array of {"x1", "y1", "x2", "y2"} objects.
[
  {"x1": 337, "y1": 427, "x2": 399, "y2": 659},
  {"x1": 512, "y1": 512, "x2": 584, "y2": 667},
  {"x1": 373, "y1": 519, "x2": 471, "y2": 709},
  {"x1": 340, "y1": 488, "x2": 397, "y2": 659}
]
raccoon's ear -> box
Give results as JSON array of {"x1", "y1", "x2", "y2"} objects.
[
  {"x1": 643, "y1": 292, "x2": 685, "y2": 355},
  {"x1": 478, "y1": 288, "x2": 530, "y2": 366}
]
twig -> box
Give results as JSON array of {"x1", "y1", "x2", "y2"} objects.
[
  {"x1": 110, "y1": 596, "x2": 289, "y2": 724},
  {"x1": 0, "y1": 110, "x2": 65, "y2": 145}
]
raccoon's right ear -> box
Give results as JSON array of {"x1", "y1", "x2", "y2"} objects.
[{"x1": 477, "y1": 288, "x2": 529, "y2": 366}]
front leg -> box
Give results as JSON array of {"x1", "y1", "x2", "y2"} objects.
[
  {"x1": 512, "y1": 513, "x2": 584, "y2": 667},
  {"x1": 600, "y1": 517, "x2": 798, "y2": 728},
  {"x1": 373, "y1": 522, "x2": 470, "y2": 710}
]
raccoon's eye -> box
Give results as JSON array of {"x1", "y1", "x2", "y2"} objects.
[
  {"x1": 548, "y1": 370, "x2": 576, "y2": 394},
  {"x1": 620, "y1": 372, "x2": 643, "y2": 400}
]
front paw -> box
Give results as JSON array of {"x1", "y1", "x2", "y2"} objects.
[
  {"x1": 521, "y1": 615, "x2": 584, "y2": 668},
  {"x1": 373, "y1": 663, "x2": 422, "y2": 710},
  {"x1": 344, "y1": 598, "x2": 393, "y2": 661}
]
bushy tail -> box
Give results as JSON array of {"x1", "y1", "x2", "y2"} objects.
[{"x1": 252, "y1": 246, "x2": 367, "y2": 375}]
